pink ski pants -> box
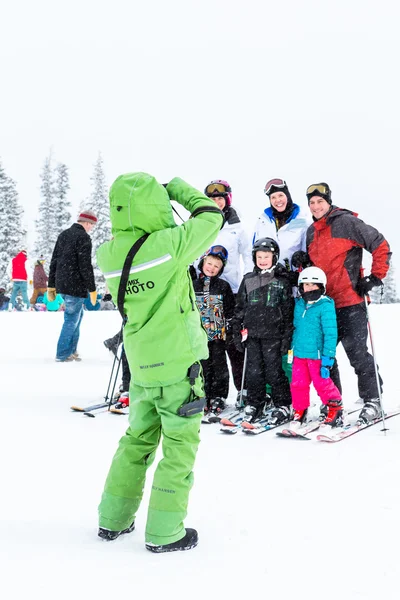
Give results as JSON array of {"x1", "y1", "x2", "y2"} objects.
[{"x1": 290, "y1": 357, "x2": 342, "y2": 411}]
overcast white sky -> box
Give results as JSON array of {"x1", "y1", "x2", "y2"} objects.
[{"x1": 1, "y1": 0, "x2": 399, "y2": 278}]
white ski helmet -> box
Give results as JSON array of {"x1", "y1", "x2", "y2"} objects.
[{"x1": 298, "y1": 267, "x2": 327, "y2": 289}]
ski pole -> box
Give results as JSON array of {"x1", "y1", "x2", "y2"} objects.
[
  {"x1": 238, "y1": 346, "x2": 248, "y2": 408},
  {"x1": 104, "y1": 324, "x2": 123, "y2": 406},
  {"x1": 363, "y1": 295, "x2": 387, "y2": 433}
]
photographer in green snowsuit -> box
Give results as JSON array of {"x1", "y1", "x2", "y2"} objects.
[{"x1": 97, "y1": 173, "x2": 223, "y2": 553}]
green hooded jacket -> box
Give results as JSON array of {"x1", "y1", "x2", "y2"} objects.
[{"x1": 97, "y1": 173, "x2": 223, "y2": 387}]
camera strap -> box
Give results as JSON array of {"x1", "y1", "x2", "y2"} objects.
[{"x1": 117, "y1": 234, "x2": 150, "y2": 319}]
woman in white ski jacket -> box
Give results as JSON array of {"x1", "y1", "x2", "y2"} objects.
[
  {"x1": 253, "y1": 178, "x2": 311, "y2": 281},
  {"x1": 196, "y1": 180, "x2": 253, "y2": 294}
]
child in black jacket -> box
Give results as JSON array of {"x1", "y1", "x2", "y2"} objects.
[
  {"x1": 193, "y1": 245, "x2": 235, "y2": 416},
  {"x1": 233, "y1": 238, "x2": 294, "y2": 427}
]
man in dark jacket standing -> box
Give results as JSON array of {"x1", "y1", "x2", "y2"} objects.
[{"x1": 48, "y1": 210, "x2": 98, "y2": 362}]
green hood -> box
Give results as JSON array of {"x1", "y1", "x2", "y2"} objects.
[{"x1": 109, "y1": 172, "x2": 176, "y2": 236}]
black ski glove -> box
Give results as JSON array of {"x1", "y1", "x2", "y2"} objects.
[
  {"x1": 291, "y1": 251, "x2": 312, "y2": 270},
  {"x1": 357, "y1": 274, "x2": 382, "y2": 297}
]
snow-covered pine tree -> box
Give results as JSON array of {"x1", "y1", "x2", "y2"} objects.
[
  {"x1": 0, "y1": 159, "x2": 27, "y2": 289},
  {"x1": 34, "y1": 153, "x2": 57, "y2": 264},
  {"x1": 53, "y1": 162, "x2": 71, "y2": 233},
  {"x1": 85, "y1": 153, "x2": 111, "y2": 292},
  {"x1": 370, "y1": 264, "x2": 400, "y2": 304}
]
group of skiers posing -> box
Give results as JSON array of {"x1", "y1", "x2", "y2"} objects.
[
  {"x1": 194, "y1": 178, "x2": 391, "y2": 429},
  {"x1": 95, "y1": 174, "x2": 390, "y2": 554}
]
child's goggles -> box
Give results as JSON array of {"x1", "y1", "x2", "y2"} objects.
[{"x1": 208, "y1": 245, "x2": 228, "y2": 262}]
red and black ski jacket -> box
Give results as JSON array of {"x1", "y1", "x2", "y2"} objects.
[{"x1": 307, "y1": 206, "x2": 391, "y2": 309}]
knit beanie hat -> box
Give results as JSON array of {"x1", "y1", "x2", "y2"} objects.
[{"x1": 78, "y1": 210, "x2": 98, "y2": 224}]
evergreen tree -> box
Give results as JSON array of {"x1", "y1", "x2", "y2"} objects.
[
  {"x1": 34, "y1": 153, "x2": 57, "y2": 264},
  {"x1": 0, "y1": 159, "x2": 26, "y2": 288},
  {"x1": 370, "y1": 264, "x2": 400, "y2": 304},
  {"x1": 54, "y1": 162, "x2": 71, "y2": 233},
  {"x1": 85, "y1": 153, "x2": 111, "y2": 292}
]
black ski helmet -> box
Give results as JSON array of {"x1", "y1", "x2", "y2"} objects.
[{"x1": 252, "y1": 237, "x2": 280, "y2": 266}]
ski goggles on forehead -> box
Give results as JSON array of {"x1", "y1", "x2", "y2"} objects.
[
  {"x1": 306, "y1": 184, "x2": 329, "y2": 197},
  {"x1": 208, "y1": 245, "x2": 228, "y2": 261},
  {"x1": 264, "y1": 178, "x2": 287, "y2": 195},
  {"x1": 205, "y1": 182, "x2": 230, "y2": 196}
]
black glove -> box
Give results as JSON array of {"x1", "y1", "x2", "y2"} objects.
[
  {"x1": 291, "y1": 251, "x2": 312, "y2": 270},
  {"x1": 357, "y1": 274, "x2": 382, "y2": 297},
  {"x1": 274, "y1": 263, "x2": 289, "y2": 278},
  {"x1": 280, "y1": 338, "x2": 291, "y2": 357},
  {"x1": 288, "y1": 270, "x2": 300, "y2": 287}
]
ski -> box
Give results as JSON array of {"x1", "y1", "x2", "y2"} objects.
[
  {"x1": 317, "y1": 408, "x2": 400, "y2": 443},
  {"x1": 71, "y1": 401, "x2": 112, "y2": 413},
  {"x1": 220, "y1": 414, "x2": 245, "y2": 434},
  {"x1": 276, "y1": 407, "x2": 362, "y2": 440},
  {"x1": 276, "y1": 420, "x2": 322, "y2": 440},
  {"x1": 241, "y1": 416, "x2": 290, "y2": 435}
]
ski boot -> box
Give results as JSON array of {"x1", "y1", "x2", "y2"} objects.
[
  {"x1": 267, "y1": 405, "x2": 291, "y2": 426},
  {"x1": 323, "y1": 399, "x2": 343, "y2": 427},
  {"x1": 242, "y1": 404, "x2": 259, "y2": 424},
  {"x1": 114, "y1": 392, "x2": 129, "y2": 410},
  {"x1": 208, "y1": 397, "x2": 228, "y2": 423},
  {"x1": 319, "y1": 403, "x2": 328, "y2": 421},
  {"x1": 146, "y1": 528, "x2": 198, "y2": 553},
  {"x1": 357, "y1": 399, "x2": 382, "y2": 425},
  {"x1": 290, "y1": 408, "x2": 308, "y2": 429},
  {"x1": 98, "y1": 520, "x2": 135, "y2": 541}
]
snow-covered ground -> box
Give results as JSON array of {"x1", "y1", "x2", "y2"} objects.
[{"x1": 1, "y1": 307, "x2": 400, "y2": 600}]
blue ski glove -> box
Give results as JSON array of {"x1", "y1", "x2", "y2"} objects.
[{"x1": 320, "y1": 356, "x2": 334, "y2": 379}]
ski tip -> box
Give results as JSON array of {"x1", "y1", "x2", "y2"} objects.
[{"x1": 70, "y1": 406, "x2": 84, "y2": 412}]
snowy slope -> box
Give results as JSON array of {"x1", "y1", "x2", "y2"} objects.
[{"x1": 1, "y1": 307, "x2": 400, "y2": 600}]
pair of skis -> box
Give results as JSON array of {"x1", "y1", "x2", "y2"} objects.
[
  {"x1": 277, "y1": 407, "x2": 400, "y2": 442},
  {"x1": 70, "y1": 398, "x2": 127, "y2": 417},
  {"x1": 220, "y1": 407, "x2": 283, "y2": 435}
]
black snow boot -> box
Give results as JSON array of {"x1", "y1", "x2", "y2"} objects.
[
  {"x1": 146, "y1": 528, "x2": 198, "y2": 554},
  {"x1": 98, "y1": 520, "x2": 135, "y2": 541}
]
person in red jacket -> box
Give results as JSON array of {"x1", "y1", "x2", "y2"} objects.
[
  {"x1": 8, "y1": 250, "x2": 31, "y2": 309},
  {"x1": 305, "y1": 183, "x2": 391, "y2": 424}
]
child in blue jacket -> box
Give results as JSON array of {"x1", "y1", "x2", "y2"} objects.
[{"x1": 290, "y1": 267, "x2": 342, "y2": 427}]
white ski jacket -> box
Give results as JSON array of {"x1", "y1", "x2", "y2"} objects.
[{"x1": 253, "y1": 204, "x2": 312, "y2": 270}]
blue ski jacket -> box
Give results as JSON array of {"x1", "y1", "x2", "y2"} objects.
[{"x1": 292, "y1": 295, "x2": 337, "y2": 359}]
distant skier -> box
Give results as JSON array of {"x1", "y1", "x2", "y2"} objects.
[{"x1": 96, "y1": 173, "x2": 223, "y2": 553}]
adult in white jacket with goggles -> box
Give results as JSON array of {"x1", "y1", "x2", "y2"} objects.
[{"x1": 253, "y1": 178, "x2": 312, "y2": 285}]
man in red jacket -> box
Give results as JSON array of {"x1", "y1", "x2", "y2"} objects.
[
  {"x1": 8, "y1": 250, "x2": 31, "y2": 310},
  {"x1": 306, "y1": 183, "x2": 391, "y2": 425}
]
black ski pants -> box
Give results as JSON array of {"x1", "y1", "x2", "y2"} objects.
[
  {"x1": 246, "y1": 337, "x2": 291, "y2": 408},
  {"x1": 330, "y1": 302, "x2": 382, "y2": 401},
  {"x1": 225, "y1": 333, "x2": 244, "y2": 391},
  {"x1": 201, "y1": 340, "x2": 230, "y2": 400}
]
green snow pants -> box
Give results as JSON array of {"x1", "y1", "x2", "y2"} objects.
[{"x1": 98, "y1": 374, "x2": 203, "y2": 546}]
